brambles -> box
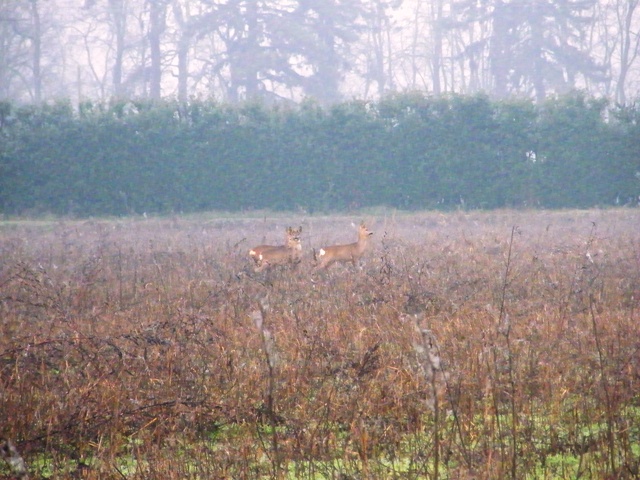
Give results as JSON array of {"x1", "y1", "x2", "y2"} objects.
[{"x1": 1, "y1": 210, "x2": 639, "y2": 478}]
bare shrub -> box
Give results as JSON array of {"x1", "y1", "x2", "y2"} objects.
[{"x1": 1, "y1": 210, "x2": 639, "y2": 478}]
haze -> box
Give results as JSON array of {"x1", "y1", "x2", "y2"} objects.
[{"x1": 1, "y1": 0, "x2": 638, "y2": 105}]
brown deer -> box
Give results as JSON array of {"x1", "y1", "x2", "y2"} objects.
[
  {"x1": 249, "y1": 226, "x2": 297, "y2": 265},
  {"x1": 315, "y1": 222, "x2": 373, "y2": 270},
  {"x1": 253, "y1": 226, "x2": 303, "y2": 272}
]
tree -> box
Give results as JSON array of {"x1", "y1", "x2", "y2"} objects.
[
  {"x1": 0, "y1": 1, "x2": 64, "y2": 102},
  {"x1": 148, "y1": 0, "x2": 168, "y2": 99},
  {"x1": 106, "y1": 0, "x2": 129, "y2": 97},
  {"x1": 357, "y1": 0, "x2": 399, "y2": 98},
  {"x1": 28, "y1": 0, "x2": 42, "y2": 102},
  {"x1": 213, "y1": 0, "x2": 290, "y2": 102},
  {"x1": 79, "y1": 0, "x2": 174, "y2": 100},
  {"x1": 292, "y1": 0, "x2": 365, "y2": 104},
  {"x1": 0, "y1": 3, "x2": 31, "y2": 100},
  {"x1": 170, "y1": 0, "x2": 217, "y2": 103},
  {"x1": 427, "y1": 0, "x2": 445, "y2": 94},
  {"x1": 452, "y1": 0, "x2": 606, "y2": 101},
  {"x1": 613, "y1": 0, "x2": 640, "y2": 104},
  {"x1": 201, "y1": 0, "x2": 366, "y2": 104}
]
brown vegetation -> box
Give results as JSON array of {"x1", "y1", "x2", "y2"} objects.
[{"x1": 1, "y1": 210, "x2": 639, "y2": 479}]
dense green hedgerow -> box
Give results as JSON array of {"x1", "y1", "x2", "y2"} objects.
[{"x1": 1, "y1": 92, "x2": 639, "y2": 217}]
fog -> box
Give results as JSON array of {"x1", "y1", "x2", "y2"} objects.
[{"x1": 1, "y1": 0, "x2": 639, "y2": 105}]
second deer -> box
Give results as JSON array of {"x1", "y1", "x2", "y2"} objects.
[
  {"x1": 315, "y1": 222, "x2": 373, "y2": 270},
  {"x1": 249, "y1": 226, "x2": 294, "y2": 266},
  {"x1": 252, "y1": 226, "x2": 303, "y2": 272}
]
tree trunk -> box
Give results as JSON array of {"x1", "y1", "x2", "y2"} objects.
[
  {"x1": 109, "y1": 0, "x2": 126, "y2": 98},
  {"x1": 148, "y1": 0, "x2": 165, "y2": 99},
  {"x1": 30, "y1": 0, "x2": 42, "y2": 102},
  {"x1": 616, "y1": 0, "x2": 640, "y2": 105},
  {"x1": 430, "y1": 0, "x2": 443, "y2": 94}
]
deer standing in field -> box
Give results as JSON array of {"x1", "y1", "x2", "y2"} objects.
[
  {"x1": 315, "y1": 222, "x2": 373, "y2": 270},
  {"x1": 252, "y1": 226, "x2": 303, "y2": 272},
  {"x1": 249, "y1": 226, "x2": 293, "y2": 266}
]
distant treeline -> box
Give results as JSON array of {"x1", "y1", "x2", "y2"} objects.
[{"x1": 1, "y1": 92, "x2": 638, "y2": 217}]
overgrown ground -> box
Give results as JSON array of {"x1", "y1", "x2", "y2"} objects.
[{"x1": 1, "y1": 209, "x2": 639, "y2": 479}]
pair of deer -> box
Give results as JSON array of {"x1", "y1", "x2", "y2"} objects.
[{"x1": 249, "y1": 223, "x2": 374, "y2": 272}]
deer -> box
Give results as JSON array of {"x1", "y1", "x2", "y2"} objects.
[
  {"x1": 252, "y1": 226, "x2": 303, "y2": 272},
  {"x1": 315, "y1": 222, "x2": 373, "y2": 270},
  {"x1": 249, "y1": 226, "x2": 297, "y2": 266}
]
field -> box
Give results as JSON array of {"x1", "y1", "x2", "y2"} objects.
[{"x1": 1, "y1": 209, "x2": 639, "y2": 479}]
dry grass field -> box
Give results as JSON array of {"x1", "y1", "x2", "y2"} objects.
[{"x1": 1, "y1": 209, "x2": 639, "y2": 479}]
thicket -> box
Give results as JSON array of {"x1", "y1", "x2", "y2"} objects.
[
  {"x1": 1, "y1": 211, "x2": 639, "y2": 478},
  {"x1": 0, "y1": 92, "x2": 639, "y2": 217}
]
